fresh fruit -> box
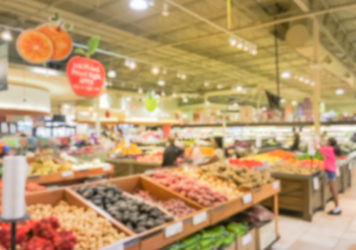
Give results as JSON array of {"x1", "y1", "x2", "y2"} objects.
[
  {"x1": 16, "y1": 29, "x2": 53, "y2": 64},
  {"x1": 112, "y1": 142, "x2": 142, "y2": 156},
  {"x1": 28, "y1": 156, "x2": 72, "y2": 176},
  {"x1": 75, "y1": 184, "x2": 173, "y2": 233},
  {"x1": 28, "y1": 201, "x2": 126, "y2": 250},
  {"x1": 37, "y1": 24, "x2": 72, "y2": 61}
]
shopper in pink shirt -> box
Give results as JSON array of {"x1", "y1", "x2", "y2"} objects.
[{"x1": 319, "y1": 138, "x2": 342, "y2": 215}]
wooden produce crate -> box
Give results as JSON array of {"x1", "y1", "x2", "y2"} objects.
[
  {"x1": 109, "y1": 175, "x2": 211, "y2": 250},
  {"x1": 26, "y1": 165, "x2": 114, "y2": 186},
  {"x1": 266, "y1": 171, "x2": 324, "y2": 221},
  {"x1": 341, "y1": 162, "x2": 352, "y2": 190},
  {"x1": 25, "y1": 188, "x2": 139, "y2": 250},
  {"x1": 106, "y1": 158, "x2": 160, "y2": 177}
]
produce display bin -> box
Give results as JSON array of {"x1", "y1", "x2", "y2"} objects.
[
  {"x1": 108, "y1": 175, "x2": 211, "y2": 250},
  {"x1": 236, "y1": 228, "x2": 256, "y2": 250},
  {"x1": 24, "y1": 188, "x2": 139, "y2": 250},
  {"x1": 106, "y1": 158, "x2": 160, "y2": 177},
  {"x1": 255, "y1": 220, "x2": 276, "y2": 250},
  {"x1": 26, "y1": 165, "x2": 114, "y2": 186},
  {"x1": 266, "y1": 171, "x2": 324, "y2": 221}
]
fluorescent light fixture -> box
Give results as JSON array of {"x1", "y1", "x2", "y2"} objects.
[
  {"x1": 237, "y1": 42, "x2": 243, "y2": 49},
  {"x1": 281, "y1": 71, "x2": 291, "y2": 79},
  {"x1": 299, "y1": 76, "x2": 304, "y2": 82},
  {"x1": 280, "y1": 99, "x2": 286, "y2": 104},
  {"x1": 162, "y1": 2, "x2": 169, "y2": 16},
  {"x1": 148, "y1": 0, "x2": 155, "y2": 6},
  {"x1": 158, "y1": 80, "x2": 165, "y2": 86},
  {"x1": 1, "y1": 30, "x2": 12, "y2": 41},
  {"x1": 183, "y1": 97, "x2": 188, "y2": 103},
  {"x1": 128, "y1": 60, "x2": 136, "y2": 69},
  {"x1": 181, "y1": 73, "x2": 186, "y2": 80},
  {"x1": 311, "y1": 81, "x2": 315, "y2": 86},
  {"x1": 336, "y1": 88, "x2": 344, "y2": 95},
  {"x1": 229, "y1": 37, "x2": 237, "y2": 46},
  {"x1": 126, "y1": 96, "x2": 132, "y2": 102},
  {"x1": 251, "y1": 49, "x2": 257, "y2": 55},
  {"x1": 236, "y1": 86, "x2": 243, "y2": 92},
  {"x1": 233, "y1": 103, "x2": 238, "y2": 107},
  {"x1": 217, "y1": 84, "x2": 223, "y2": 89},
  {"x1": 204, "y1": 81, "x2": 209, "y2": 87},
  {"x1": 129, "y1": 0, "x2": 148, "y2": 10},
  {"x1": 30, "y1": 67, "x2": 60, "y2": 76},
  {"x1": 292, "y1": 100, "x2": 297, "y2": 106},
  {"x1": 152, "y1": 66, "x2": 160, "y2": 75},
  {"x1": 304, "y1": 79, "x2": 310, "y2": 84},
  {"x1": 107, "y1": 70, "x2": 116, "y2": 78},
  {"x1": 172, "y1": 93, "x2": 177, "y2": 98}
]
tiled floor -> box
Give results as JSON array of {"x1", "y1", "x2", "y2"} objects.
[{"x1": 273, "y1": 173, "x2": 356, "y2": 250}]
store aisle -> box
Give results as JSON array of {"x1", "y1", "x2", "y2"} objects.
[{"x1": 273, "y1": 170, "x2": 356, "y2": 250}]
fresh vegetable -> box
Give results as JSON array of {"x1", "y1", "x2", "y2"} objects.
[
  {"x1": 75, "y1": 184, "x2": 173, "y2": 233},
  {"x1": 27, "y1": 201, "x2": 126, "y2": 250},
  {"x1": 149, "y1": 172, "x2": 227, "y2": 207}
]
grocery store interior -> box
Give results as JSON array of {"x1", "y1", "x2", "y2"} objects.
[{"x1": 2, "y1": 0, "x2": 356, "y2": 249}]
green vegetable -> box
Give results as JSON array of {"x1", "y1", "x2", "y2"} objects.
[
  {"x1": 227, "y1": 222, "x2": 248, "y2": 237},
  {"x1": 223, "y1": 232, "x2": 235, "y2": 247},
  {"x1": 182, "y1": 234, "x2": 201, "y2": 248}
]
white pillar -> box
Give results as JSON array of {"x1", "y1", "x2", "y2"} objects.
[
  {"x1": 312, "y1": 17, "x2": 321, "y2": 137},
  {"x1": 95, "y1": 97, "x2": 101, "y2": 136}
]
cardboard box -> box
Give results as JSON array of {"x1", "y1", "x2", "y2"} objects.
[
  {"x1": 236, "y1": 228, "x2": 256, "y2": 250},
  {"x1": 256, "y1": 220, "x2": 276, "y2": 250},
  {"x1": 224, "y1": 240, "x2": 237, "y2": 250}
]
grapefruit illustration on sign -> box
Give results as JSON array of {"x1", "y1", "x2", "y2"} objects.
[
  {"x1": 145, "y1": 92, "x2": 157, "y2": 112},
  {"x1": 37, "y1": 24, "x2": 72, "y2": 61},
  {"x1": 66, "y1": 56, "x2": 105, "y2": 97},
  {"x1": 16, "y1": 30, "x2": 53, "y2": 64}
]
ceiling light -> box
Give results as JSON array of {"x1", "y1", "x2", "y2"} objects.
[
  {"x1": 204, "y1": 81, "x2": 209, "y2": 87},
  {"x1": 243, "y1": 44, "x2": 249, "y2": 51},
  {"x1": 158, "y1": 80, "x2": 165, "y2": 86},
  {"x1": 217, "y1": 84, "x2": 223, "y2": 89},
  {"x1": 172, "y1": 93, "x2": 177, "y2": 98},
  {"x1": 236, "y1": 86, "x2": 243, "y2": 92},
  {"x1": 107, "y1": 70, "x2": 116, "y2": 78},
  {"x1": 281, "y1": 71, "x2": 291, "y2": 79},
  {"x1": 148, "y1": 0, "x2": 155, "y2": 6},
  {"x1": 261, "y1": 106, "x2": 267, "y2": 111},
  {"x1": 129, "y1": 0, "x2": 148, "y2": 10},
  {"x1": 1, "y1": 30, "x2": 12, "y2": 41},
  {"x1": 311, "y1": 81, "x2": 315, "y2": 86},
  {"x1": 280, "y1": 99, "x2": 286, "y2": 104},
  {"x1": 237, "y1": 42, "x2": 243, "y2": 49},
  {"x1": 183, "y1": 97, "x2": 188, "y2": 103},
  {"x1": 181, "y1": 73, "x2": 186, "y2": 80},
  {"x1": 162, "y1": 2, "x2": 169, "y2": 16},
  {"x1": 299, "y1": 76, "x2": 304, "y2": 82},
  {"x1": 138, "y1": 88, "x2": 143, "y2": 94},
  {"x1": 205, "y1": 101, "x2": 210, "y2": 106},
  {"x1": 152, "y1": 66, "x2": 160, "y2": 75},
  {"x1": 233, "y1": 103, "x2": 238, "y2": 107},
  {"x1": 126, "y1": 96, "x2": 132, "y2": 102},
  {"x1": 128, "y1": 60, "x2": 136, "y2": 69},
  {"x1": 304, "y1": 79, "x2": 310, "y2": 84},
  {"x1": 336, "y1": 88, "x2": 344, "y2": 95},
  {"x1": 251, "y1": 49, "x2": 257, "y2": 55},
  {"x1": 229, "y1": 37, "x2": 237, "y2": 46},
  {"x1": 292, "y1": 100, "x2": 297, "y2": 106},
  {"x1": 124, "y1": 58, "x2": 130, "y2": 67}
]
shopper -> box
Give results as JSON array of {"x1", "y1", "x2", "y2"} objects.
[
  {"x1": 0, "y1": 142, "x2": 10, "y2": 162},
  {"x1": 162, "y1": 135, "x2": 184, "y2": 167},
  {"x1": 199, "y1": 137, "x2": 225, "y2": 166},
  {"x1": 290, "y1": 127, "x2": 300, "y2": 151},
  {"x1": 319, "y1": 137, "x2": 342, "y2": 215}
]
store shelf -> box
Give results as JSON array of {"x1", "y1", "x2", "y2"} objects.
[{"x1": 26, "y1": 165, "x2": 114, "y2": 185}]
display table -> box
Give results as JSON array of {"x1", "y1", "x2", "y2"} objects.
[
  {"x1": 23, "y1": 176, "x2": 281, "y2": 250},
  {"x1": 106, "y1": 158, "x2": 160, "y2": 177},
  {"x1": 26, "y1": 165, "x2": 114, "y2": 186},
  {"x1": 264, "y1": 171, "x2": 324, "y2": 221}
]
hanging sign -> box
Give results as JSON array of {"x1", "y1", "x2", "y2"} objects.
[
  {"x1": 66, "y1": 56, "x2": 105, "y2": 97},
  {"x1": 145, "y1": 92, "x2": 157, "y2": 112}
]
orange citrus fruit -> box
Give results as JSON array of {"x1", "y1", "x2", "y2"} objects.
[
  {"x1": 16, "y1": 29, "x2": 53, "y2": 64},
  {"x1": 37, "y1": 24, "x2": 72, "y2": 61}
]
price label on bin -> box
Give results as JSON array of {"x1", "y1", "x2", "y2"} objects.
[
  {"x1": 164, "y1": 222, "x2": 183, "y2": 238},
  {"x1": 193, "y1": 211, "x2": 207, "y2": 225},
  {"x1": 242, "y1": 233, "x2": 252, "y2": 246},
  {"x1": 272, "y1": 181, "x2": 279, "y2": 190},
  {"x1": 313, "y1": 177, "x2": 319, "y2": 190},
  {"x1": 242, "y1": 193, "x2": 252, "y2": 204},
  {"x1": 102, "y1": 241, "x2": 124, "y2": 250},
  {"x1": 61, "y1": 171, "x2": 73, "y2": 177}
]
